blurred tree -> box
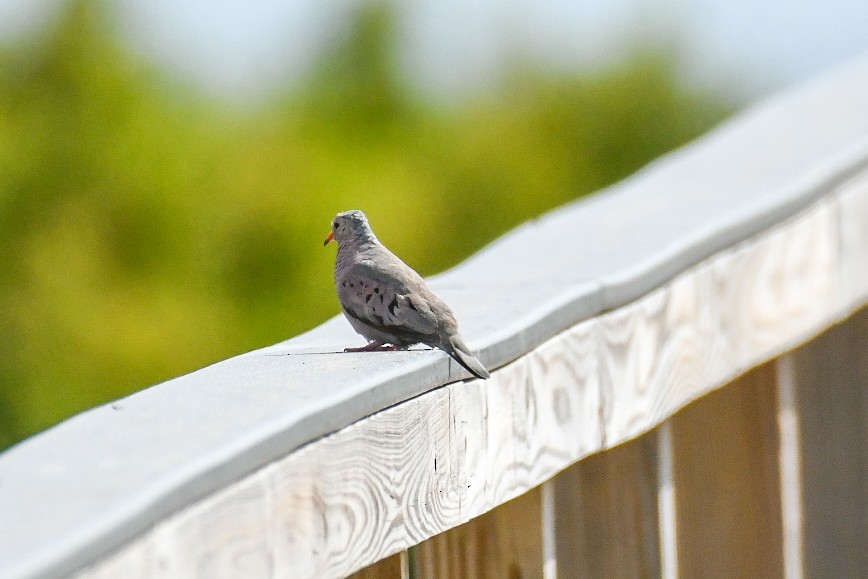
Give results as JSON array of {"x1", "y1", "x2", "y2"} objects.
[
  {"x1": 299, "y1": 3, "x2": 413, "y2": 137},
  {"x1": 0, "y1": 0, "x2": 734, "y2": 449}
]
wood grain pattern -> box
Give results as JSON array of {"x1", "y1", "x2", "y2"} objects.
[
  {"x1": 599, "y1": 198, "x2": 837, "y2": 449},
  {"x1": 671, "y1": 363, "x2": 785, "y2": 578},
  {"x1": 76, "y1": 190, "x2": 866, "y2": 578}
]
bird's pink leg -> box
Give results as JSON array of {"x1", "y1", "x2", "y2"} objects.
[{"x1": 344, "y1": 340, "x2": 401, "y2": 352}]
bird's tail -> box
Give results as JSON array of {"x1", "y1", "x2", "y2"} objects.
[{"x1": 445, "y1": 335, "x2": 490, "y2": 380}]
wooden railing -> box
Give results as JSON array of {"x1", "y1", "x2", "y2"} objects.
[{"x1": 1, "y1": 56, "x2": 867, "y2": 579}]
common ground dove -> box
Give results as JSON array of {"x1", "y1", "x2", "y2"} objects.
[{"x1": 324, "y1": 210, "x2": 490, "y2": 380}]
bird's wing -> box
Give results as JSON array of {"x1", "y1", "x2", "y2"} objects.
[{"x1": 339, "y1": 260, "x2": 438, "y2": 338}]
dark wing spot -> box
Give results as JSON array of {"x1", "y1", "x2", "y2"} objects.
[
  {"x1": 379, "y1": 294, "x2": 384, "y2": 303},
  {"x1": 374, "y1": 287, "x2": 379, "y2": 294},
  {"x1": 365, "y1": 294, "x2": 372, "y2": 303},
  {"x1": 371, "y1": 313, "x2": 384, "y2": 325},
  {"x1": 349, "y1": 283, "x2": 354, "y2": 288},
  {"x1": 387, "y1": 296, "x2": 399, "y2": 316},
  {"x1": 406, "y1": 299, "x2": 418, "y2": 312},
  {"x1": 342, "y1": 282, "x2": 346, "y2": 287}
]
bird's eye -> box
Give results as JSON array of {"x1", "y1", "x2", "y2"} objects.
[{"x1": 333, "y1": 222, "x2": 340, "y2": 229}]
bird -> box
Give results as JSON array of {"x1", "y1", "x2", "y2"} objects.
[{"x1": 324, "y1": 209, "x2": 490, "y2": 380}]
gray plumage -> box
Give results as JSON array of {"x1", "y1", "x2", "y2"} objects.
[{"x1": 325, "y1": 210, "x2": 490, "y2": 380}]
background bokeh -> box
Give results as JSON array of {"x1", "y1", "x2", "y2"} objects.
[{"x1": 0, "y1": 0, "x2": 864, "y2": 449}]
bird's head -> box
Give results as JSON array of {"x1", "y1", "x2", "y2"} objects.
[{"x1": 324, "y1": 209, "x2": 377, "y2": 247}]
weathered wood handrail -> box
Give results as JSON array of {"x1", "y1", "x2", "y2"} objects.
[{"x1": 1, "y1": 56, "x2": 867, "y2": 578}]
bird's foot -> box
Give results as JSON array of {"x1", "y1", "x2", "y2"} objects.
[{"x1": 344, "y1": 341, "x2": 401, "y2": 352}]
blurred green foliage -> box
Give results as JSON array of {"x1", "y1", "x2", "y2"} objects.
[{"x1": 0, "y1": 1, "x2": 734, "y2": 449}]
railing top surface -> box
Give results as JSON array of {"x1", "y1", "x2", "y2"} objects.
[{"x1": 2, "y1": 56, "x2": 868, "y2": 579}]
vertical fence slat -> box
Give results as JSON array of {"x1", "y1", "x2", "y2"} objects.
[
  {"x1": 776, "y1": 355, "x2": 804, "y2": 579},
  {"x1": 788, "y1": 308, "x2": 868, "y2": 578},
  {"x1": 670, "y1": 363, "x2": 784, "y2": 578},
  {"x1": 415, "y1": 486, "x2": 544, "y2": 579},
  {"x1": 656, "y1": 422, "x2": 678, "y2": 579},
  {"x1": 541, "y1": 481, "x2": 557, "y2": 579},
  {"x1": 348, "y1": 552, "x2": 405, "y2": 579},
  {"x1": 551, "y1": 435, "x2": 660, "y2": 579}
]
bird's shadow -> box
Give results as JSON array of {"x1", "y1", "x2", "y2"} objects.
[{"x1": 265, "y1": 346, "x2": 435, "y2": 356}]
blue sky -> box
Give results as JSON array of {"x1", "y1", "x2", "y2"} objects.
[{"x1": 2, "y1": 0, "x2": 868, "y2": 104}]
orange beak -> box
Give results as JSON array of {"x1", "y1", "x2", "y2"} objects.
[{"x1": 323, "y1": 230, "x2": 335, "y2": 246}]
